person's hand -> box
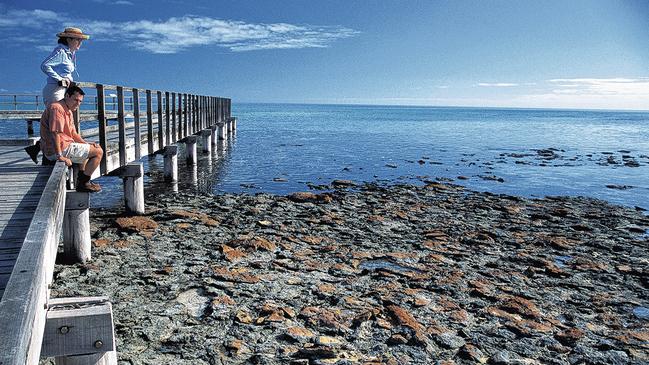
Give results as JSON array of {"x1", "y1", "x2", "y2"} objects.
[
  {"x1": 58, "y1": 79, "x2": 71, "y2": 87},
  {"x1": 57, "y1": 156, "x2": 72, "y2": 166}
]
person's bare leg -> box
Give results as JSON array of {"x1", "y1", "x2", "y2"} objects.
[{"x1": 84, "y1": 145, "x2": 103, "y2": 176}]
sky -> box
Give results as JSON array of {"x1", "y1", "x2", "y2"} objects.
[{"x1": 1, "y1": 0, "x2": 648, "y2": 110}]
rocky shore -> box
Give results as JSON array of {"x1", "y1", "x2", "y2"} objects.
[{"x1": 47, "y1": 182, "x2": 648, "y2": 365}]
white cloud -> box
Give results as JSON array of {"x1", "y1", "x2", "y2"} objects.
[
  {"x1": 512, "y1": 78, "x2": 649, "y2": 110},
  {"x1": 477, "y1": 82, "x2": 519, "y2": 87},
  {"x1": 0, "y1": 9, "x2": 60, "y2": 28},
  {"x1": 90, "y1": 0, "x2": 134, "y2": 5},
  {"x1": 0, "y1": 8, "x2": 358, "y2": 54}
]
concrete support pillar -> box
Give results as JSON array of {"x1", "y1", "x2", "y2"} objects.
[
  {"x1": 122, "y1": 163, "x2": 144, "y2": 215},
  {"x1": 200, "y1": 129, "x2": 212, "y2": 153},
  {"x1": 210, "y1": 124, "x2": 218, "y2": 146},
  {"x1": 63, "y1": 192, "x2": 91, "y2": 263},
  {"x1": 231, "y1": 117, "x2": 237, "y2": 131},
  {"x1": 163, "y1": 145, "x2": 178, "y2": 182},
  {"x1": 185, "y1": 136, "x2": 197, "y2": 164},
  {"x1": 217, "y1": 122, "x2": 226, "y2": 141},
  {"x1": 226, "y1": 118, "x2": 233, "y2": 134}
]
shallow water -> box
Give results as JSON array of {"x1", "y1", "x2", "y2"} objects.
[{"x1": 3, "y1": 103, "x2": 648, "y2": 210}]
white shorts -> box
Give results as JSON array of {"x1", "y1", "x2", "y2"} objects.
[
  {"x1": 42, "y1": 83, "x2": 66, "y2": 106},
  {"x1": 47, "y1": 143, "x2": 90, "y2": 163}
]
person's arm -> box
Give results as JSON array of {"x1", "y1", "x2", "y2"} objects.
[
  {"x1": 41, "y1": 47, "x2": 70, "y2": 83},
  {"x1": 51, "y1": 132, "x2": 72, "y2": 166}
]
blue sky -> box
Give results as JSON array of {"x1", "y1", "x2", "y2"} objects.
[{"x1": 1, "y1": 0, "x2": 648, "y2": 110}]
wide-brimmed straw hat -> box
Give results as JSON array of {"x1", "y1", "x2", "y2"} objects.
[{"x1": 57, "y1": 27, "x2": 90, "y2": 40}]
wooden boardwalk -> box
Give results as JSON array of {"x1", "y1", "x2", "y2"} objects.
[
  {"x1": 0, "y1": 83, "x2": 233, "y2": 364},
  {"x1": 0, "y1": 143, "x2": 56, "y2": 299}
]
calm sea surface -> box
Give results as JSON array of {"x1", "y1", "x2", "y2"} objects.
[{"x1": 3, "y1": 103, "x2": 648, "y2": 210}]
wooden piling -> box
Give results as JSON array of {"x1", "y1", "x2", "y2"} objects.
[
  {"x1": 201, "y1": 129, "x2": 212, "y2": 153},
  {"x1": 210, "y1": 124, "x2": 217, "y2": 146},
  {"x1": 122, "y1": 163, "x2": 144, "y2": 215},
  {"x1": 185, "y1": 136, "x2": 197, "y2": 165},
  {"x1": 217, "y1": 122, "x2": 226, "y2": 141},
  {"x1": 163, "y1": 145, "x2": 178, "y2": 182},
  {"x1": 62, "y1": 192, "x2": 91, "y2": 263}
]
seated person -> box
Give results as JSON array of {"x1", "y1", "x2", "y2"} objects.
[{"x1": 40, "y1": 85, "x2": 103, "y2": 193}]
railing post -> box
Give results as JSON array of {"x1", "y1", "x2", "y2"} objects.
[
  {"x1": 146, "y1": 90, "x2": 153, "y2": 156},
  {"x1": 132, "y1": 88, "x2": 141, "y2": 161},
  {"x1": 116, "y1": 86, "x2": 126, "y2": 167},
  {"x1": 96, "y1": 84, "x2": 108, "y2": 175},
  {"x1": 171, "y1": 92, "x2": 176, "y2": 144},
  {"x1": 176, "y1": 93, "x2": 183, "y2": 141},
  {"x1": 192, "y1": 95, "x2": 197, "y2": 132},
  {"x1": 183, "y1": 93, "x2": 188, "y2": 138},
  {"x1": 157, "y1": 91, "x2": 164, "y2": 151},
  {"x1": 165, "y1": 91, "x2": 171, "y2": 146}
]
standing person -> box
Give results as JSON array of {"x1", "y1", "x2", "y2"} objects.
[
  {"x1": 41, "y1": 27, "x2": 90, "y2": 105},
  {"x1": 26, "y1": 27, "x2": 90, "y2": 163},
  {"x1": 40, "y1": 85, "x2": 103, "y2": 193}
]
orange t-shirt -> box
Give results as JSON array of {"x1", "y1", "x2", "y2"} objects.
[{"x1": 40, "y1": 101, "x2": 77, "y2": 157}]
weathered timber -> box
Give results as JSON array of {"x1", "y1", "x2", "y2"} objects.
[{"x1": 0, "y1": 161, "x2": 67, "y2": 364}]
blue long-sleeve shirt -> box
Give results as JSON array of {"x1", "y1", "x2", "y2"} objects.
[{"x1": 41, "y1": 45, "x2": 75, "y2": 84}]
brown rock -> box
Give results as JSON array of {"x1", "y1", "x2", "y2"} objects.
[
  {"x1": 285, "y1": 326, "x2": 314, "y2": 342},
  {"x1": 170, "y1": 209, "x2": 219, "y2": 226},
  {"x1": 288, "y1": 192, "x2": 331, "y2": 203},
  {"x1": 387, "y1": 333, "x2": 409, "y2": 345},
  {"x1": 317, "y1": 283, "x2": 336, "y2": 295},
  {"x1": 250, "y1": 236, "x2": 277, "y2": 251},
  {"x1": 235, "y1": 310, "x2": 253, "y2": 324},
  {"x1": 93, "y1": 239, "x2": 110, "y2": 248},
  {"x1": 221, "y1": 244, "x2": 247, "y2": 262},
  {"x1": 114, "y1": 216, "x2": 158, "y2": 238},
  {"x1": 225, "y1": 339, "x2": 248, "y2": 355},
  {"x1": 386, "y1": 304, "x2": 427, "y2": 344},
  {"x1": 555, "y1": 327, "x2": 585, "y2": 346},
  {"x1": 212, "y1": 267, "x2": 261, "y2": 284},
  {"x1": 458, "y1": 344, "x2": 486, "y2": 363},
  {"x1": 315, "y1": 336, "x2": 342, "y2": 347},
  {"x1": 175, "y1": 222, "x2": 191, "y2": 229},
  {"x1": 212, "y1": 295, "x2": 236, "y2": 306},
  {"x1": 498, "y1": 295, "x2": 541, "y2": 319}
]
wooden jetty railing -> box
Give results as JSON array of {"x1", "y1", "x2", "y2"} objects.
[{"x1": 0, "y1": 82, "x2": 236, "y2": 365}]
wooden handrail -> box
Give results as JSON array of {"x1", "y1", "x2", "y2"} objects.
[{"x1": 0, "y1": 161, "x2": 68, "y2": 364}]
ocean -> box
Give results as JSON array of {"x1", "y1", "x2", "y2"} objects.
[{"x1": 3, "y1": 103, "x2": 648, "y2": 210}]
